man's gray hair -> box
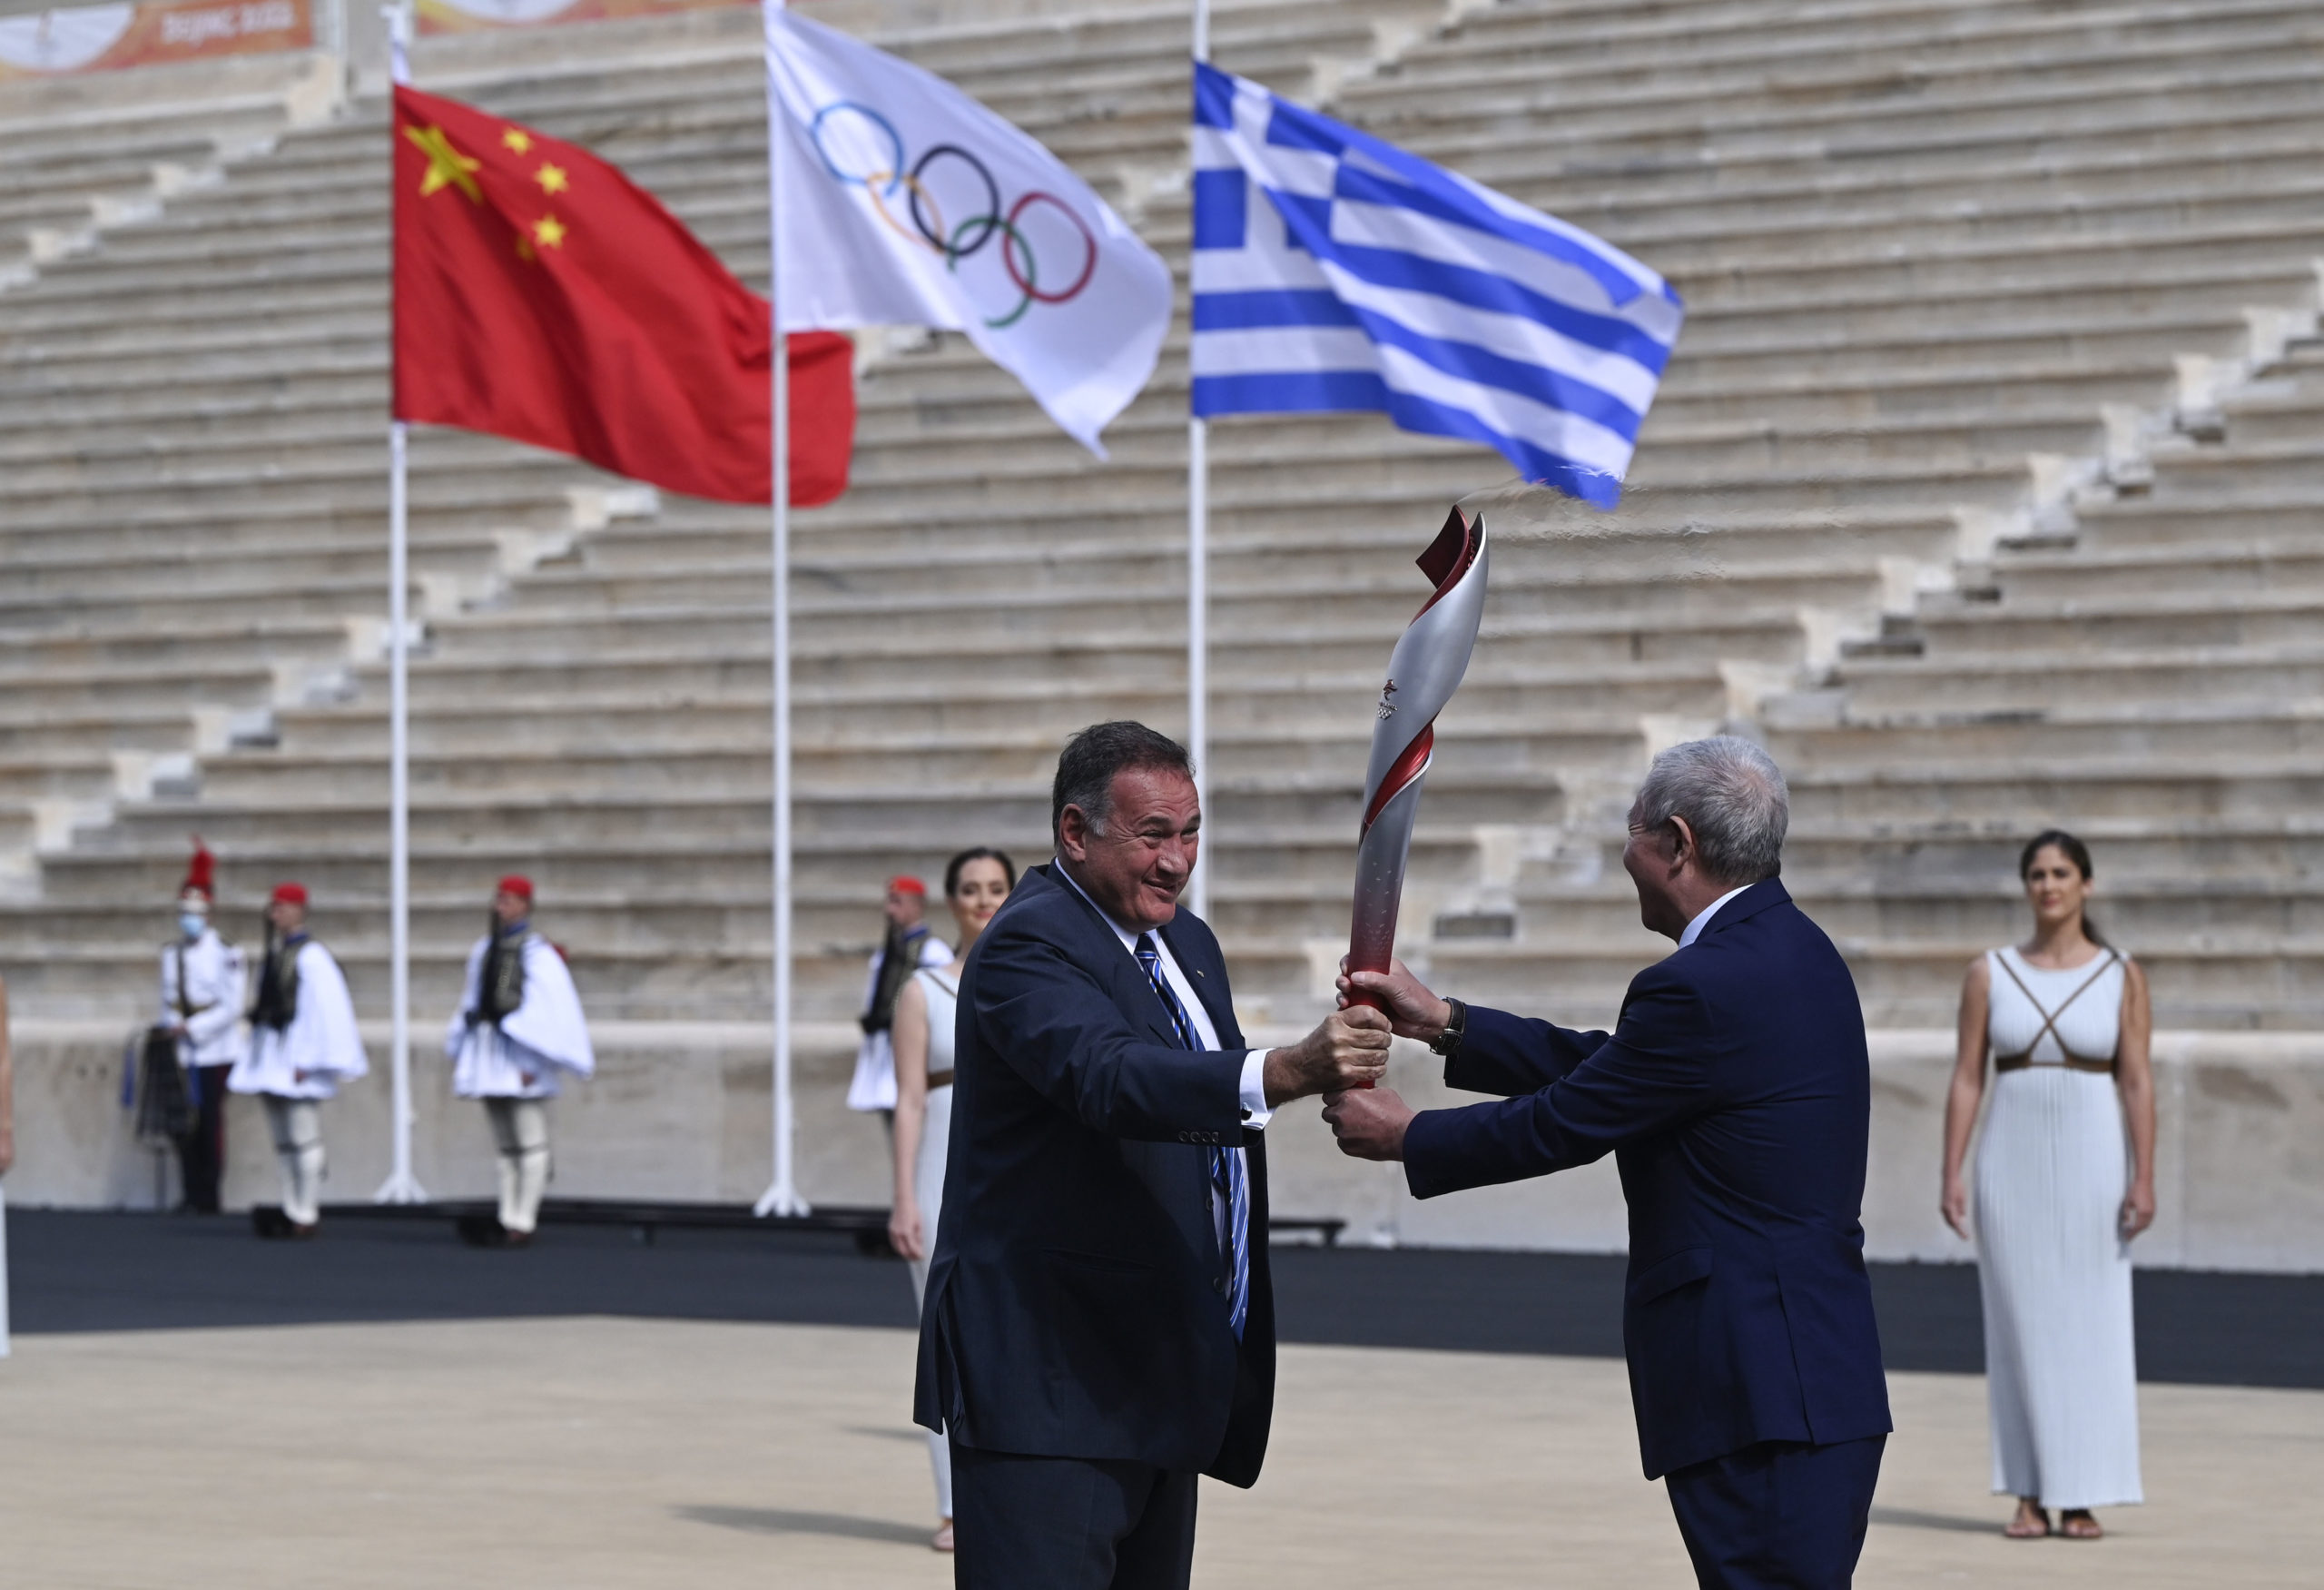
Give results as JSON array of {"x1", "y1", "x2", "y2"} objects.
[{"x1": 1630, "y1": 736, "x2": 1789, "y2": 885}]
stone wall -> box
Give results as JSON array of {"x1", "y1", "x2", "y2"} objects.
[{"x1": 13, "y1": 1020, "x2": 2322, "y2": 1272}]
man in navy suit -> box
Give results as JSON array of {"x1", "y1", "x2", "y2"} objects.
[
  {"x1": 1325, "y1": 736, "x2": 1892, "y2": 1589},
  {"x1": 916, "y1": 721, "x2": 1393, "y2": 1589}
]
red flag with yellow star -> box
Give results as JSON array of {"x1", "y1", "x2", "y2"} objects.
[{"x1": 392, "y1": 84, "x2": 852, "y2": 505}]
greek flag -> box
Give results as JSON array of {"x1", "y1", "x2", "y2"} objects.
[{"x1": 1190, "y1": 64, "x2": 1682, "y2": 508}]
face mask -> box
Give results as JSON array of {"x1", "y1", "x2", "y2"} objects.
[{"x1": 179, "y1": 912, "x2": 208, "y2": 940}]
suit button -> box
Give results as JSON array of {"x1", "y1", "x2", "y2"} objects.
[{"x1": 1212, "y1": 1278, "x2": 1226, "y2": 1294}]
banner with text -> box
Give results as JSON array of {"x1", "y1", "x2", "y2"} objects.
[
  {"x1": 0, "y1": 0, "x2": 312, "y2": 80},
  {"x1": 417, "y1": 0, "x2": 747, "y2": 35}
]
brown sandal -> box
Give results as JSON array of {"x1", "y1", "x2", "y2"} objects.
[{"x1": 2060, "y1": 1510, "x2": 2102, "y2": 1540}]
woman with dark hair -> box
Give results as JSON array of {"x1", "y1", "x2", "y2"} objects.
[
  {"x1": 1941, "y1": 830, "x2": 2155, "y2": 1540},
  {"x1": 887, "y1": 844, "x2": 1014, "y2": 1553}
]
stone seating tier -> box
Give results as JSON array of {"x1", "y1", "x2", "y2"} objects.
[{"x1": 4, "y1": 0, "x2": 2323, "y2": 1069}]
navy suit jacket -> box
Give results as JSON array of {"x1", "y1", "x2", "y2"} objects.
[
  {"x1": 1403, "y1": 878, "x2": 1892, "y2": 1479},
  {"x1": 912, "y1": 863, "x2": 1275, "y2": 1486}
]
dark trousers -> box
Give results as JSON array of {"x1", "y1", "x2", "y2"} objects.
[
  {"x1": 1664, "y1": 1435, "x2": 1885, "y2": 1590},
  {"x1": 950, "y1": 1438, "x2": 1197, "y2": 1590},
  {"x1": 174, "y1": 1065, "x2": 233, "y2": 1213}
]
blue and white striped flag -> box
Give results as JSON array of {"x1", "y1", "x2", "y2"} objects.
[{"x1": 1190, "y1": 64, "x2": 1682, "y2": 508}]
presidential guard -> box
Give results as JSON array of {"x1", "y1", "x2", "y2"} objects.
[
  {"x1": 159, "y1": 839, "x2": 246, "y2": 1212},
  {"x1": 228, "y1": 883, "x2": 368, "y2": 1239},
  {"x1": 445, "y1": 875, "x2": 593, "y2": 1248},
  {"x1": 844, "y1": 875, "x2": 950, "y2": 1121}
]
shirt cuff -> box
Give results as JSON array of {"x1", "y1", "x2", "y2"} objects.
[{"x1": 1236, "y1": 1050, "x2": 1274, "y2": 1131}]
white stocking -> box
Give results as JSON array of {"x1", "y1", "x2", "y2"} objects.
[
  {"x1": 486, "y1": 1098, "x2": 550, "y2": 1234},
  {"x1": 263, "y1": 1096, "x2": 324, "y2": 1226}
]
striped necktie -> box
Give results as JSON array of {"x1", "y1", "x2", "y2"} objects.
[{"x1": 1136, "y1": 933, "x2": 1250, "y2": 1339}]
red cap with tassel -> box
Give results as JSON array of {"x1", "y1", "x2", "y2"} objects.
[{"x1": 182, "y1": 835, "x2": 216, "y2": 902}]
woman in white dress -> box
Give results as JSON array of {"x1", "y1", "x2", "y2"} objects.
[
  {"x1": 887, "y1": 845, "x2": 1014, "y2": 1555},
  {"x1": 1941, "y1": 829, "x2": 2156, "y2": 1541}
]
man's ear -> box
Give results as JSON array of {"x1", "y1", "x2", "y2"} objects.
[
  {"x1": 1665, "y1": 815, "x2": 1699, "y2": 874},
  {"x1": 1057, "y1": 805, "x2": 1090, "y2": 864}
]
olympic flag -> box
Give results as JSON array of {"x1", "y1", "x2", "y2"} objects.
[{"x1": 764, "y1": 6, "x2": 1171, "y2": 453}]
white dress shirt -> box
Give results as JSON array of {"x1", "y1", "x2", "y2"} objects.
[{"x1": 1678, "y1": 884, "x2": 1753, "y2": 950}]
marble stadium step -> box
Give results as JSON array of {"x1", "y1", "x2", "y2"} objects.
[
  {"x1": 0, "y1": 623, "x2": 332, "y2": 687},
  {"x1": 196, "y1": 716, "x2": 1634, "y2": 811},
  {"x1": 34, "y1": 822, "x2": 1491, "y2": 914},
  {"x1": 1906, "y1": 592, "x2": 2324, "y2": 657},
  {"x1": 2138, "y1": 439, "x2": 2324, "y2": 505},
  {"x1": 373, "y1": 608, "x2": 1800, "y2": 701},
  {"x1": 256, "y1": 661, "x2": 1721, "y2": 761},
  {"x1": 487, "y1": 545, "x2": 1889, "y2": 631},
  {"x1": 0, "y1": 711, "x2": 201, "y2": 761},
  {"x1": 156, "y1": 719, "x2": 1593, "y2": 816},
  {"x1": 2072, "y1": 497, "x2": 2324, "y2": 555},
  {"x1": 1969, "y1": 541, "x2": 2324, "y2": 606},
  {"x1": 1374, "y1": 0, "x2": 2319, "y2": 94},
  {"x1": 1824, "y1": 647, "x2": 2324, "y2": 716},
  {"x1": 1359, "y1": 11, "x2": 2324, "y2": 131},
  {"x1": 1772, "y1": 705, "x2": 2324, "y2": 768},
  {"x1": 1349, "y1": 33, "x2": 2324, "y2": 156},
  {"x1": 10, "y1": 0, "x2": 2324, "y2": 1039}
]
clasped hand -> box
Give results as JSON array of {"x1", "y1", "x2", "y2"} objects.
[
  {"x1": 1311, "y1": 953, "x2": 1449, "y2": 1162},
  {"x1": 1262, "y1": 1005, "x2": 1392, "y2": 1105}
]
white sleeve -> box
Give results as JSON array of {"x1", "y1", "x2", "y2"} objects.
[
  {"x1": 445, "y1": 939, "x2": 487, "y2": 1057},
  {"x1": 502, "y1": 938, "x2": 594, "y2": 1077},
  {"x1": 185, "y1": 948, "x2": 244, "y2": 1048},
  {"x1": 1237, "y1": 1050, "x2": 1274, "y2": 1130},
  {"x1": 305, "y1": 946, "x2": 369, "y2": 1079}
]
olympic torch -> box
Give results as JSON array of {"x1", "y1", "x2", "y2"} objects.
[{"x1": 1346, "y1": 506, "x2": 1491, "y2": 1020}]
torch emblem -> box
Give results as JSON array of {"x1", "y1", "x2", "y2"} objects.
[{"x1": 1345, "y1": 506, "x2": 1491, "y2": 1014}]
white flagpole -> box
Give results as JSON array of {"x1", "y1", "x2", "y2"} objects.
[
  {"x1": 1187, "y1": 0, "x2": 1212, "y2": 920},
  {"x1": 376, "y1": 0, "x2": 425, "y2": 1205},
  {"x1": 755, "y1": 0, "x2": 806, "y2": 1218}
]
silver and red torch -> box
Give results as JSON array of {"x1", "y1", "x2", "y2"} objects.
[{"x1": 1346, "y1": 505, "x2": 1491, "y2": 1015}]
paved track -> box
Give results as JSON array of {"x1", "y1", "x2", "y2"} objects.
[{"x1": 2, "y1": 1316, "x2": 2319, "y2": 1588}]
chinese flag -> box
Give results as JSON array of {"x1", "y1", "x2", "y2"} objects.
[{"x1": 392, "y1": 84, "x2": 852, "y2": 506}]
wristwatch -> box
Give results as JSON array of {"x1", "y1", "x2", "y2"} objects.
[{"x1": 1426, "y1": 997, "x2": 1468, "y2": 1058}]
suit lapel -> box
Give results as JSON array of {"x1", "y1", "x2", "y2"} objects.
[
  {"x1": 1040, "y1": 864, "x2": 1192, "y2": 1047},
  {"x1": 1161, "y1": 918, "x2": 1242, "y2": 1051}
]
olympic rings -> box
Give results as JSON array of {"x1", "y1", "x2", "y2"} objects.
[
  {"x1": 1004, "y1": 190, "x2": 1096, "y2": 304},
  {"x1": 910, "y1": 144, "x2": 999, "y2": 258},
  {"x1": 807, "y1": 98, "x2": 1098, "y2": 327}
]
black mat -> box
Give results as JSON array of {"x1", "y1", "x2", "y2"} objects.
[{"x1": 6, "y1": 1211, "x2": 2319, "y2": 1389}]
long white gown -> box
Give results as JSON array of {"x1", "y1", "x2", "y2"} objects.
[
  {"x1": 906, "y1": 965, "x2": 957, "y2": 1519},
  {"x1": 1974, "y1": 945, "x2": 2143, "y2": 1509}
]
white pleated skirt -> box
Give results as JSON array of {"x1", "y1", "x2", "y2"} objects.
[
  {"x1": 905, "y1": 1084, "x2": 954, "y2": 1519},
  {"x1": 1974, "y1": 1066, "x2": 2143, "y2": 1508},
  {"x1": 906, "y1": 1084, "x2": 951, "y2": 1307}
]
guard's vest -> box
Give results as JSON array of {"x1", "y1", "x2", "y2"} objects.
[
  {"x1": 478, "y1": 930, "x2": 534, "y2": 1026},
  {"x1": 250, "y1": 937, "x2": 302, "y2": 1032}
]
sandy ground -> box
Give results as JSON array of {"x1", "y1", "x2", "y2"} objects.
[{"x1": 1, "y1": 1318, "x2": 2317, "y2": 1587}]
